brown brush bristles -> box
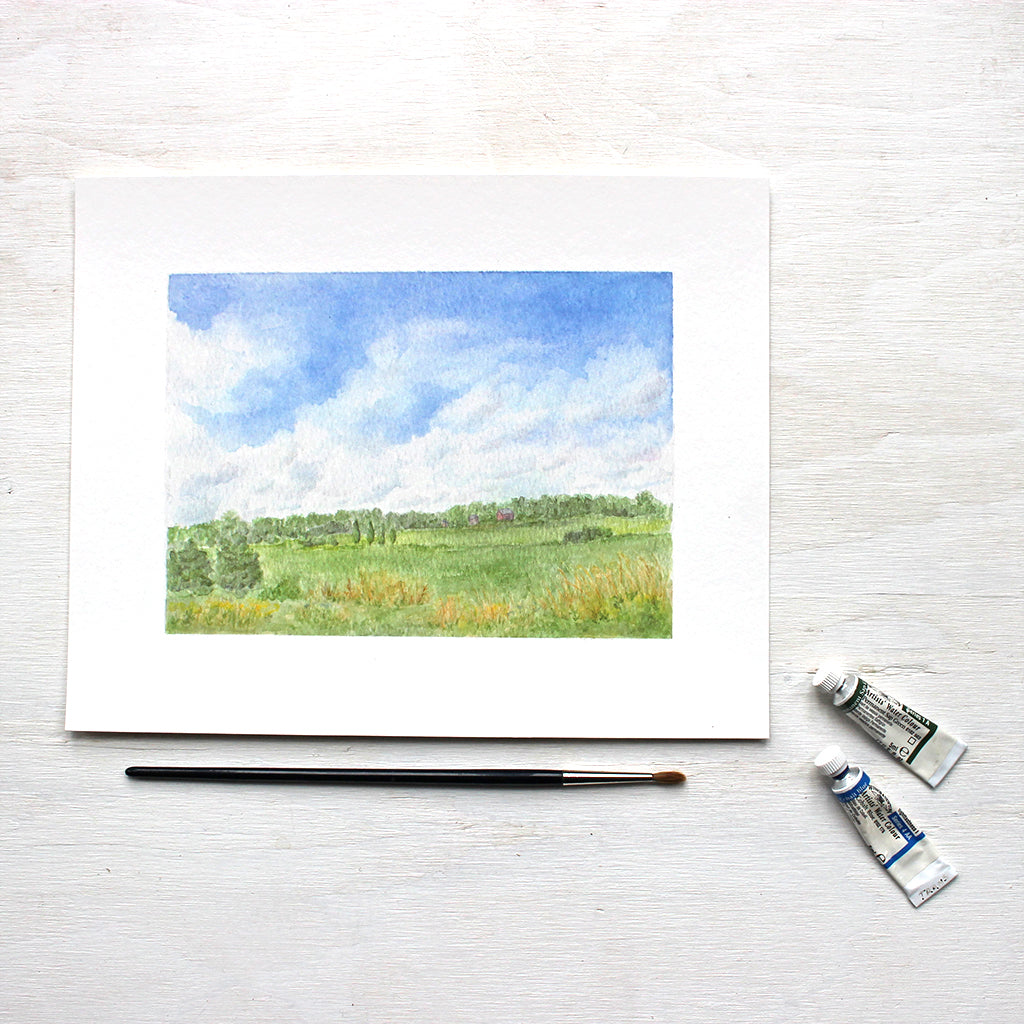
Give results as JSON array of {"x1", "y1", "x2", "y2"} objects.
[{"x1": 652, "y1": 770, "x2": 686, "y2": 784}]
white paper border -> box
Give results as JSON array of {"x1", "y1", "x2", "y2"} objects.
[{"x1": 67, "y1": 175, "x2": 768, "y2": 738}]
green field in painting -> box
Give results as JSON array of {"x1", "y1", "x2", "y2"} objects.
[{"x1": 166, "y1": 515, "x2": 672, "y2": 638}]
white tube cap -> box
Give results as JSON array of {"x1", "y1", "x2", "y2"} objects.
[
  {"x1": 814, "y1": 745, "x2": 849, "y2": 778},
  {"x1": 812, "y1": 663, "x2": 847, "y2": 695}
]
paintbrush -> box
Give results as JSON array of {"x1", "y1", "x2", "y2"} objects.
[{"x1": 125, "y1": 766, "x2": 686, "y2": 787}]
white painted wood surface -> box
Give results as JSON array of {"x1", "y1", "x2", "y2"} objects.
[{"x1": 1, "y1": 3, "x2": 1021, "y2": 1021}]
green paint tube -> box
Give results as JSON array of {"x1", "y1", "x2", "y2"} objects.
[{"x1": 813, "y1": 664, "x2": 967, "y2": 787}]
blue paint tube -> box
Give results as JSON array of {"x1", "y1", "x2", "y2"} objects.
[{"x1": 815, "y1": 745, "x2": 957, "y2": 906}]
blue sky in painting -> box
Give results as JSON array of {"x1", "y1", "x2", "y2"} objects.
[{"x1": 167, "y1": 272, "x2": 673, "y2": 524}]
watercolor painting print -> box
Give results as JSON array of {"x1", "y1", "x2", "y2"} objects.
[
  {"x1": 165, "y1": 271, "x2": 673, "y2": 638},
  {"x1": 69, "y1": 174, "x2": 767, "y2": 737}
]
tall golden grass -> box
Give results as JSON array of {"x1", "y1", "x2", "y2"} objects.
[
  {"x1": 166, "y1": 598, "x2": 278, "y2": 633},
  {"x1": 167, "y1": 557, "x2": 669, "y2": 637},
  {"x1": 331, "y1": 570, "x2": 429, "y2": 607},
  {"x1": 431, "y1": 595, "x2": 512, "y2": 631},
  {"x1": 540, "y1": 555, "x2": 671, "y2": 622}
]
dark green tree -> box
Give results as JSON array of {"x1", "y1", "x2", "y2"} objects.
[
  {"x1": 167, "y1": 538, "x2": 213, "y2": 594},
  {"x1": 214, "y1": 521, "x2": 263, "y2": 592},
  {"x1": 635, "y1": 490, "x2": 658, "y2": 515},
  {"x1": 250, "y1": 517, "x2": 280, "y2": 543}
]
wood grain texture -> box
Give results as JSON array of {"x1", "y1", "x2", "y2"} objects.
[{"x1": 1, "y1": 2, "x2": 1021, "y2": 1021}]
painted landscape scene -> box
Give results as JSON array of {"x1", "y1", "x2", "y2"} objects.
[{"x1": 166, "y1": 271, "x2": 673, "y2": 638}]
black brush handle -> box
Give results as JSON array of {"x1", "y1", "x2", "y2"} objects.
[{"x1": 125, "y1": 767, "x2": 567, "y2": 786}]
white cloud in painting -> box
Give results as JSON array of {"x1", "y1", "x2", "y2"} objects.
[
  {"x1": 167, "y1": 304, "x2": 672, "y2": 525},
  {"x1": 166, "y1": 312, "x2": 296, "y2": 415}
]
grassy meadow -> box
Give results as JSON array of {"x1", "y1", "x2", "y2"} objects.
[{"x1": 167, "y1": 514, "x2": 672, "y2": 638}]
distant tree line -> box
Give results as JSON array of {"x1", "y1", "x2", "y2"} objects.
[{"x1": 172, "y1": 491, "x2": 667, "y2": 548}]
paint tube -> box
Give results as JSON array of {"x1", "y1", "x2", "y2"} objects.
[
  {"x1": 815, "y1": 745, "x2": 957, "y2": 906},
  {"x1": 812, "y1": 664, "x2": 966, "y2": 787}
]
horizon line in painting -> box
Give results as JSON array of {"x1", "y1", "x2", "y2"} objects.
[{"x1": 166, "y1": 271, "x2": 674, "y2": 639}]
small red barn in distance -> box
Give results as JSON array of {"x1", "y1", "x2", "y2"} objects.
[{"x1": 497, "y1": 509, "x2": 514, "y2": 522}]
